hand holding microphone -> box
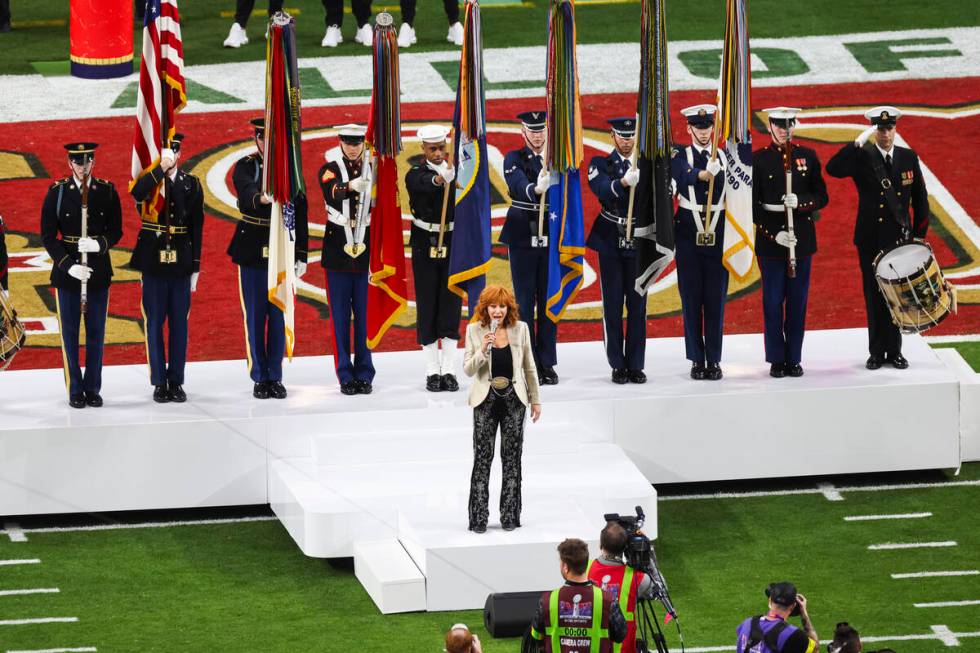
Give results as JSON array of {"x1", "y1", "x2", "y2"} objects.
[{"x1": 485, "y1": 318, "x2": 499, "y2": 355}]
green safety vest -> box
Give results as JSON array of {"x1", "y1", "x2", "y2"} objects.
[
  {"x1": 531, "y1": 584, "x2": 610, "y2": 653},
  {"x1": 587, "y1": 559, "x2": 635, "y2": 653}
]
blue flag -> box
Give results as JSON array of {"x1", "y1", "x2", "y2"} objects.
[
  {"x1": 545, "y1": 170, "x2": 586, "y2": 322},
  {"x1": 448, "y1": 134, "x2": 491, "y2": 316}
]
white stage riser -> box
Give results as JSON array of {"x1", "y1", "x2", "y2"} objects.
[{"x1": 936, "y1": 349, "x2": 980, "y2": 462}]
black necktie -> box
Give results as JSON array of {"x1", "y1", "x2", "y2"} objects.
[{"x1": 885, "y1": 153, "x2": 892, "y2": 169}]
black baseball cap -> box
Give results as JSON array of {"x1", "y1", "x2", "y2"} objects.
[{"x1": 765, "y1": 582, "x2": 798, "y2": 607}]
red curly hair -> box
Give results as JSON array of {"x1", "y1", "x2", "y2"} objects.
[{"x1": 474, "y1": 285, "x2": 520, "y2": 328}]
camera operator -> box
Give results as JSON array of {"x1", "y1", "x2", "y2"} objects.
[
  {"x1": 444, "y1": 623, "x2": 483, "y2": 653},
  {"x1": 530, "y1": 538, "x2": 628, "y2": 653},
  {"x1": 736, "y1": 582, "x2": 819, "y2": 653},
  {"x1": 587, "y1": 521, "x2": 656, "y2": 653}
]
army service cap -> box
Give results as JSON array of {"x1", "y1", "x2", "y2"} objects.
[{"x1": 64, "y1": 142, "x2": 98, "y2": 164}]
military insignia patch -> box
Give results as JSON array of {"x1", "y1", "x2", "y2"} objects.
[{"x1": 321, "y1": 169, "x2": 335, "y2": 183}]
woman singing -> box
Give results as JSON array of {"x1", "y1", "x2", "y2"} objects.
[{"x1": 463, "y1": 285, "x2": 542, "y2": 533}]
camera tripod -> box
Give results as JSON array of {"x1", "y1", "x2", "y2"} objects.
[{"x1": 634, "y1": 596, "x2": 672, "y2": 653}]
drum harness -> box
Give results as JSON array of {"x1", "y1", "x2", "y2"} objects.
[{"x1": 862, "y1": 143, "x2": 911, "y2": 240}]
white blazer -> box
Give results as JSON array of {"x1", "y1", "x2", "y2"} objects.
[{"x1": 463, "y1": 320, "x2": 542, "y2": 408}]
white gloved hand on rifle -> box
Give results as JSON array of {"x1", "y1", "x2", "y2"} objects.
[
  {"x1": 854, "y1": 126, "x2": 877, "y2": 147},
  {"x1": 705, "y1": 158, "x2": 722, "y2": 177},
  {"x1": 621, "y1": 166, "x2": 640, "y2": 188},
  {"x1": 438, "y1": 162, "x2": 455, "y2": 185},
  {"x1": 348, "y1": 177, "x2": 371, "y2": 195},
  {"x1": 775, "y1": 230, "x2": 797, "y2": 248},
  {"x1": 77, "y1": 237, "x2": 100, "y2": 254},
  {"x1": 190, "y1": 272, "x2": 199, "y2": 293},
  {"x1": 782, "y1": 193, "x2": 799, "y2": 209},
  {"x1": 295, "y1": 261, "x2": 307, "y2": 278},
  {"x1": 534, "y1": 169, "x2": 554, "y2": 195},
  {"x1": 68, "y1": 264, "x2": 92, "y2": 281}
]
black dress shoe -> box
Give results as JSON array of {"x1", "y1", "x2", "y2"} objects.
[
  {"x1": 769, "y1": 363, "x2": 785, "y2": 378},
  {"x1": 440, "y1": 374, "x2": 459, "y2": 392},
  {"x1": 268, "y1": 381, "x2": 287, "y2": 399},
  {"x1": 541, "y1": 366, "x2": 559, "y2": 385},
  {"x1": 627, "y1": 369, "x2": 646, "y2": 384},
  {"x1": 501, "y1": 523, "x2": 517, "y2": 532},
  {"x1": 84, "y1": 391, "x2": 103, "y2": 407},
  {"x1": 426, "y1": 374, "x2": 442, "y2": 392},
  {"x1": 470, "y1": 524, "x2": 487, "y2": 534},
  {"x1": 153, "y1": 384, "x2": 171, "y2": 403},
  {"x1": 355, "y1": 379, "x2": 373, "y2": 395},
  {"x1": 169, "y1": 384, "x2": 187, "y2": 402},
  {"x1": 690, "y1": 363, "x2": 705, "y2": 380},
  {"x1": 705, "y1": 362, "x2": 723, "y2": 380},
  {"x1": 889, "y1": 353, "x2": 909, "y2": 369},
  {"x1": 253, "y1": 382, "x2": 271, "y2": 399},
  {"x1": 785, "y1": 363, "x2": 804, "y2": 377},
  {"x1": 340, "y1": 381, "x2": 358, "y2": 396},
  {"x1": 69, "y1": 394, "x2": 87, "y2": 409},
  {"x1": 611, "y1": 368, "x2": 629, "y2": 384},
  {"x1": 866, "y1": 354, "x2": 885, "y2": 370}
]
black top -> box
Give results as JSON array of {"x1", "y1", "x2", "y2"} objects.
[
  {"x1": 129, "y1": 165, "x2": 205, "y2": 277},
  {"x1": 318, "y1": 155, "x2": 370, "y2": 273},
  {"x1": 405, "y1": 163, "x2": 456, "y2": 248},
  {"x1": 0, "y1": 215, "x2": 7, "y2": 291},
  {"x1": 500, "y1": 145, "x2": 549, "y2": 247},
  {"x1": 490, "y1": 344, "x2": 513, "y2": 381}
]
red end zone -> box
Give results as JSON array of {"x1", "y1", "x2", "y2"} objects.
[{"x1": 1, "y1": 77, "x2": 977, "y2": 371}]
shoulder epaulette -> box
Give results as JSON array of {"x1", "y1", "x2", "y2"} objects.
[
  {"x1": 51, "y1": 178, "x2": 70, "y2": 188},
  {"x1": 93, "y1": 177, "x2": 113, "y2": 186}
]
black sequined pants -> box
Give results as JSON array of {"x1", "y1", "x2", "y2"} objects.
[{"x1": 468, "y1": 390, "x2": 526, "y2": 529}]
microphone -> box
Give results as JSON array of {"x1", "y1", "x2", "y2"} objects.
[{"x1": 486, "y1": 318, "x2": 499, "y2": 354}]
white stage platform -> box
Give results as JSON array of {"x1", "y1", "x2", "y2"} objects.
[{"x1": 0, "y1": 328, "x2": 972, "y2": 610}]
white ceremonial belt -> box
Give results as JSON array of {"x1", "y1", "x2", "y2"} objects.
[
  {"x1": 762, "y1": 203, "x2": 787, "y2": 212},
  {"x1": 327, "y1": 208, "x2": 371, "y2": 227},
  {"x1": 600, "y1": 209, "x2": 627, "y2": 225},
  {"x1": 412, "y1": 217, "x2": 454, "y2": 233},
  {"x1": 510, "y1": 199, "x2": 548, "y2": 212},
  {"x1": 678, "y1": 196, "x2": 723, "y2": 213}
]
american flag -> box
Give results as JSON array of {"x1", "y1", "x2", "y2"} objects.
[{"x1": 130, "y1": 0, "x2": 187, "y2": 222}]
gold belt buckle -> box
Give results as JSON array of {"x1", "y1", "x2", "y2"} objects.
[
  {"x1": 262, "y1": 246, "x2": 269, "y2": 259},
  {"x1": 344, "y1": 243, "x2": 367, "y2": 258},
  {"x1": 159, "y1": 249, "x2": 177, "y2": 264},
  {"x1": 429, "y1": 245, "x2": 447, "y2": 259},
  {"x1": 696, "y1": 232, "x2": 716, "y2": 247},
  {"x1": 491, "y1": 376, "x2": 511, "y2": 390}
]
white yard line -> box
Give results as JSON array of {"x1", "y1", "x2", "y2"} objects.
[
  {"x1": 0, "y1": 516, "x2": 277, "y2": 537},
  {"x1": 6, "y1": 649, "x2": 96, "y2": 653},
  {"x1": 0, "y1": 589, "x2": 60, "y2": 597},
  {"x1": 817, "y1": 482, "x2": 844, "y2": 501},
  {"x1": 931, "y1": 625, "x2": 961, "y2": 646},
  {"x1": 924, "y1": 334, "x2": 980, "y2": 344},
  {"x1": 3, "y1": 523, "x2": 28, "y2": 543},
  {"x1": 892, "y1": 570, "x2": 980, "y2": 579},
  {"x1": 868, "y1": 541, "x2": 957, "y2": 550},
  {"x1": 914, "y1": 599, "x2": 980, "y2": 608},
  {"x1": 660, "y1": 479, "x2": 980, "y2": 501},
  {"x1": 0, "y1": 618, "x2": 78, "y2": 626},
  {"x1": 0, "y1": 559, "x2": 40, "y2": 567},
  {"x1": 844, "y1": 512, "x2": 933, "y2": 521},
  {"x1": 682, "y1": 629, "x2": 980, "y2": 652}
]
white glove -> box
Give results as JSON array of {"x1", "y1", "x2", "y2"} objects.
[
  {"x1": 534, "y1": 169, "x2": 554, "y2": 195},
  {"x1": 295, "y1": 261, "x2": 307, "y2": 278},
  {"x1": 782, "y1": 193, "x2": 799, "y2": 209},
  {"x1": 190, "y1": 271, "x2": 199, "y2": 293},
  {"x1": 160, "y1": 148, "x2": 176, "y2": 170},
  {"x1": 1, "y1": 289, "x2": 8, "y2": 300},
  {"x1": 68, "y1": 264, "x2": 92, "y2": 281},
  {"x1": 705, "y1": 158, "x2": 722, "y2": 177},
  {"x1": 77, "y1": 237, "x2": 100, "y2": 254},
  {"x1": 855, "y1": 126, "x2": 876, "y2": 147},
  {"x1": 670, "y1": 179, "x2": 678, "y2": 197},
  {"x1": 439, "y1": 163, "x2": 455, "y2": 185},
  {"x1": 348, "y1": 177, "x2": 371, "y2": 194},
  {"x1": 260, "y1": 193, "x2": 273, "y2": 205},
  {"x1": 775, "y1": 231, "x2": 797, "y2": 248},
  {"x1": 622, "y1": 167, "x2": 640, "y2": 188}
]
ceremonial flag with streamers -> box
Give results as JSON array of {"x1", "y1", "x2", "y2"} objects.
[
  {"x1": 365, "y1": 14, "x2": 409, "y2": 348},
  {"x1": 448, "y1": 0, "x2": 492, "y2": 317},
  {"x1": 544, "y1": 0, "x2": 586, "y2": 323},
  {"x1": 633, "y1": 0, "x2": 674, "y2": 294},
  {"x1": 716, "y1": 0, "x2": 755, "y2": 282},
  {"x1": 263, "y1": 13, "x2": 304, "y2": 359},
  {"x1": 130, "y1": 0, "x2": 186, "y2": 223}
]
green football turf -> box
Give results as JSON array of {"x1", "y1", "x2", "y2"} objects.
[
  {"x1": 2, "y1": 0, "x2": 979, "y2": 76},
  {"x1": 1, "y1": 466, "x2": 977, "y2": 652},
  {"x1": 932, "y1": 340, "x2": 980, "y2": 372}
]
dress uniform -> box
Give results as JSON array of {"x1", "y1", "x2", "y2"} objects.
[
  {"x1": 228, "y1": 118, "x2": 309, "y2": 399},
  {"x1": 671, "y1": 105, "x2": 727, "y2": 380},
  {"x1": 318, "y1": 124, "x2": 375, "y2": 396},
  {"x1": 0, "y1": 215, "x2": 8, "y2": 297},
  {"x1": 406, "y1": 124, "x2": 463, "y2": 392},
  {"x1": 586, "y1": 117, "x2": 647, "y2": 384},
  {"x1": 752, "y1": 108, "x2": 829, "y2": 378},
  {"x1": 130, "y1": 133, "x2": 205, "y2": 402},
  {"x1": 826, "y1": 106, "x2": 928, "y2": 370},
  {"x1": 500, "y1": 110, "x2": 559, "y2": 384},
  {"x1": 40, "y1": 143, "x2": 123, "y2": 408}
]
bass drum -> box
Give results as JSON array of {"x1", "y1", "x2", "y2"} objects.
[
  {"x1": 873, "y1": 239, "x2": 956, "y2": 334},
  {"x1": 0, "y1": 291, "x2": 27, "y2": 371}
]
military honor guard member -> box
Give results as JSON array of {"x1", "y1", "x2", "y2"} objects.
[
  {"x1": 500, "y1": 110, "x2": 559, "y2": 385},
  {"x1": 130, "y1": 133, "x2": 205, "y2": 403},
  {"x1": 406, "y1": 124, "x2": 463, "y2": 392},
  {"x1": 671, "y1": 105, "x2": 727, "y2": 380},
  {"x1": 228, "y1": 118, "x2": 309, "y2": 399},
  {"x1": 318, "y1": 124, "x2": 376, "y2": 396},
  {"x1": 826, "y1": 106, "x2": 929, "y2": 370},
  {"x1": 586, "y1": 117, "x2": 647, "y2": 384},
  {"x1": 0, "y1": 214, "x2": 8, "y2": 298},
  {"x1": 41, "y1": 143, "x2": 122, "y2": 408},
  {"x1": 752, "y1": 108, "x2": 828, "y2": 378}
]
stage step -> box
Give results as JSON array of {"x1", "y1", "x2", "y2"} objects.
[
  {"x1": 354, "y1": 539, "x2": 427, "y2": 614},
  {"x1": 934, "y1": 348, "x2": 980, "y2": 461}
]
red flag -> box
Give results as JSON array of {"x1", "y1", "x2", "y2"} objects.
[{"x1": 366, "y1": 156, "x2": 408, "y2": 348}]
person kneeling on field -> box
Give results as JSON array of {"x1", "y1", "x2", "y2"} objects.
[{"x1": 736, "y1": 581, "x2": 819, "y2": 653}]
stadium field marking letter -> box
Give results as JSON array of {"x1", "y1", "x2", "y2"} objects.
[
  {"x1": 0, "y1": 559, "x2": 40, "y2": 566},
  {"x1": 3, "y1": 522, "x2": 27, "y2": 542},
  {"x1": 844, "y1": 37, "x2": 962, "y2": 73},
  {"x1": 0, "y1": 588, "x2": 60, "y2": 597},
  {"x1": 0, "y1": 617, "x2": 79, "y2": 626},
  {"x1": 868, "y1": 541, "x2": 957, "y2": 550},
  {"x1": 892, "y1": 570, "x2": 980, "y2": 579},
  {"x1": 914, "y1": 600, "x2": 980, "y2": 608},
  {"x1": 844, "y1": 512, "x2": 933, "y2": 521}
]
